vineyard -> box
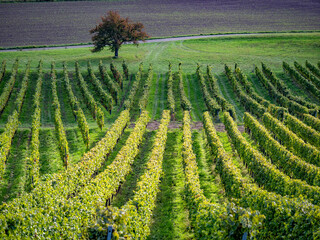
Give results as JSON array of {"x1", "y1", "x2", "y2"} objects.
[{"x1": 0, "y1": 56, "x2": 320, "y2": 239}]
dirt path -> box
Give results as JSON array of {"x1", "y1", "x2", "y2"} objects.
[{"x1": 0, "y1": 33, "x2": 282, "y2": 52}]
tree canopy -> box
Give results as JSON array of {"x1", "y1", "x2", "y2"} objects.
[{"x1": 90, "y1": 11, "x2": 149, "y2": 58}]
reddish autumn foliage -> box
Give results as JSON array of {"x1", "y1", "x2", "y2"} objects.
[{"x1": 90, "y1": 11, "x2": 149, "y2": 58}]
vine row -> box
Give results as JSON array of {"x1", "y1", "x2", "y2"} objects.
[
  {"x1": 262, "y1": 62, "x2": 318, "y2": 110},
  {"x1": 0, "y1": 61, "x2": 29, "y2": 178},
  {"x1": 167, "y1": 62, "x2": 175, "y2": 114},
  {"x1": 25, "y1": 61, "x2": 42, "y2": 191},
  {"x1": 0, "y1": 59, "x2": 19, "y2": 114},
  {"x1": 184, "y1": 111, "x2": 262, "y2": 239},
  {"x1": 207, "y1": 65, "x2": 236, "y2": 119},
  {"x1": 99, "y1": 60, "x2": 120, "y2": 104},
  {"x1": 110, "y1": 62, "x2": 123, "y2": 89},
  {"x1": 262, "y1": 112, "x2": 320, "y2": 167},
  {"x1": 294, "y1": 61, "x2": 320, "y2": 89},
  {"x1": 203, "y1": 111, "x2": 320, "y2": 239},
  {"x1": 283, "y1": 61, "x2": 320, "y2": 101},
  {"x1": 255, "y1": 66, "x2": 312, "y2": 116},
  {"x1": 124, "y1": 63, "x2": 143, "y2": 110},
  {"x1": 139, "y1": 64, "x2": 153, "y2": 110},
  {"x1": 63, "y1": 63, "x2": 90, "y2": 149},
  {"x1": 284, "y1": 112, "x2": 320, "y2": 148},
  {"x1": 96, "y1": 110, "x2": 170, "y2": 239},
  {"x1": 178, "y1": 63, "x2": 192, "y2": 111},
  {"x1": 0, "y1": 110, "x2": 131, "y2": 238},
  {"x1": 51, "y1": 62, "x2": 69, "y2": 168},
  {"x1": 196, "y1": 64, "x2": 220, "y2": 116},
  {"x1": 88, "y1": 61, "x2": 113, "y2": 112},
  {"x1": 75, "y1": 62, "x2": 104, "y2": 129},
  {"x1": 223, "y1": 111, "x2": 320, "y2": 205},
  {"x1": 244, "y1": 112, "x2": 320, "y2": 187},
  {"x1": 0, "y1": 60, "x2": 5, "y2": 82},
  {"x1": 306, "y1": 60, "x2": 320, "y2": 79}
]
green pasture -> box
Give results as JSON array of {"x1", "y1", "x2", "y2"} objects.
[{"x1": 1, "y1": 33, "x2": 319, "y2": 73}]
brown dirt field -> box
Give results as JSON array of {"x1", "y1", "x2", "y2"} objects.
[{"x1": 1, "y1": 0, "x2": 320, "y2": 47}]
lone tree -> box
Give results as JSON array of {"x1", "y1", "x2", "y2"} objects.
[{"x1": 90, "y1": 11, "x2": 149, "y2": 58}]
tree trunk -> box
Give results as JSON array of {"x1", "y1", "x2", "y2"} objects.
[{"x1": 114, "y1": 47, "x2": 119, "y2": 58}]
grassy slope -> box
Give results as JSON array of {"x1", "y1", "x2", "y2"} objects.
[{"x1": 0, "y1": 35, "x2": 319, "y2": 238}]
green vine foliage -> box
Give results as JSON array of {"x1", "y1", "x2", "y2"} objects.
[
  {"x1": 184, "y1": 111, "x2": 263, "y2": 239},
  {"x1": 91, "y1": 110, "x2": 169, "y2": 239},
  {"x1": 139, "y1": 64, "x2": 153, "y2": 110},
  {"x1": 25, "y1": 60, "x2": 42, "y2": 191},
  {"x1": 167, "y1": 62, "x2": 175, "y2": 114},
  {"x1": 178, "y1": 63, "x2": 192, "y2": 111},
  {"x1": 0, "y1": 110, "x2": 131, "y2": 238},
  {"x1": 284, "y1": 113, "x2": 320, "y2": 148},
  {"x1": 306, "y1": 60, "x2": 320, "y2": 79},
  {"x1": 0, "y1": 60, "x2": 6, "y2": 82},
  {"x1": 88, "y1": 61, "x2": 114, "y2": 112},
  {"x1": 207, "y1": 65, "x2": 236, "y2": 119},
  {"x1": 0, "y1": 59, "x2": 19, "y2": 113},
  {"x1": 303, "y1": 113, "x2": 320, "y2": 132},
  {"x1": 244, "y1": 112, "x2": 320, "y2": 187},
  {"x1": 51, "y1": 62, "x2": 69, "y2": 168},
  {"x1": 0, "y1": 61, "x2": 30, "y2": 179},
  {"x1": 110, "y1": 62, "x2": 123, "y2": 89},
  {"x1": 262, "y1": 62, "x2": 318, "y2": 111},
  {"x1": 223, "y1": 111, "x2": 320, "y2": 205},
  {"x1": 263, "y1": 112, "x2": 320, "y2": 167},
  {"x1": 294, "y1": 61, "x2": 320, "y2": 89},
  {"x1": 255, "y1": 66, "x2": 312, "y2": 116},
  {"x1": 124, "y1": 63, "x2": 143, "y2": 110},
  {"x1": 203, "y1": 111, "x2": 320, "y2": 239},
  {"x1": 63, "y1": 63, "x2": 90, "y2": 149},
  {"x1": 283, "y1": 61, "x2": 320, "y2": 101},
  {"x1": 225, "y1": 64, "x2": 266, "y2": 117},
  {"x1": 196, "y1": 64, "x2": 220, "y2": 116},
  {"x1": 99, "y1": 60, "x2": 120, "y2": 104},
  {"x1": 75, "y1": 62, "x2": 104, "y2": 129},
  {"x1": 122, "y1": 60, "x2": 129, "y2": 80}
]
